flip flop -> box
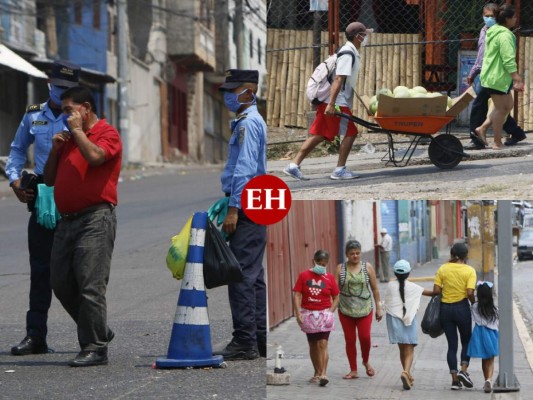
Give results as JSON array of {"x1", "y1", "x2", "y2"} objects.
[
  {"x1": 401, "y1": 371, "x2": 411, "y2": 390},
  {"x1": 342, "y1": 373, "x2": 359, "y2": 379},
  {"x1": 364, "y1": 363, "x2": 376, "y2": 377},
  {"x1": 474, "y1": 127, "x2": 488, "y2": 146}
]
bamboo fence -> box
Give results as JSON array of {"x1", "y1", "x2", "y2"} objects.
[
  {"x1": 266, "y1": 30, "x2": 423, "y2": 129},
  {"x1": 519, "y1": 36, "x2": 533, "y2": 132}
]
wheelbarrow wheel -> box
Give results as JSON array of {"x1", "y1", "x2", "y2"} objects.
[{"x1": 428, "y1": 134, "x2": 464, "y2": 169}]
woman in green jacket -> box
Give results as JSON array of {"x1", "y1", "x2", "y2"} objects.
[{"x1": 475, "y1": 4, "x2": 524, "y2": 150}]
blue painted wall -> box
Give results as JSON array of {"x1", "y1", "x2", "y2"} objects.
[
  {"x1": 56, "y1": 1, "x2": 109, "y2": 116},
  {"x1": 381, "y1": 200, "x2": 399, "y2": 265}
]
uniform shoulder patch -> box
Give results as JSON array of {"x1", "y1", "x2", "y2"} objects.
[
  {"x1": 26, "y1": 104, "x2": 43, "y2": 113},
  {"x1": 236, "y1": 113, "x2": 248, "y2": 121}
]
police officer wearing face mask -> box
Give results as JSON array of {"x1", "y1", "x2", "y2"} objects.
[
  {"x1": 213, "y1": 69, "x2": 267, "y2": 360},
  {"x1": 6, "y1": 60, "x2": 80, "y2": 356}
]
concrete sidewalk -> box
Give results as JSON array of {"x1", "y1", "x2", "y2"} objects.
[
  {"x1": 267, "y1": 135, "x2": 533, "y2": 179},
  {"x1": 266, "y1": 258, "x2": 533, "y2": 399}
]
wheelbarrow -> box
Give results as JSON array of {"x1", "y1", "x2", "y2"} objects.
[{"x1": 335, "y1": 112, "x2": 470, "y2": 169}]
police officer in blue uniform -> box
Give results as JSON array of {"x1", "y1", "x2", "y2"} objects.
[
  {"x1": 214, "y1": 69, "x2": 267, "y2": 360},
  {"x1": 6, "y1": 60, "x2": 80, "y2": 355}
]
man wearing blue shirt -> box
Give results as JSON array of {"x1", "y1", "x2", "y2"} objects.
[
  {"x1": 214, "y1": 69, "x2": 267, "y2": 360},
  {"x1": 6, "y1": 60, "x2": 80, "y2": 355}
]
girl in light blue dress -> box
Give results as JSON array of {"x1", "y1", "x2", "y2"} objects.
[{"x1": 467, "y1": 281, "x2": 499, "y2": 393}]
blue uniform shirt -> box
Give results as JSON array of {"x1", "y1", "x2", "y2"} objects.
[
  {"x1": 221, "y1": 105, "x2": 267, "y2": 209},
  {"x1": 6, "y1": 101, "x2": 66, "y2": 183}
]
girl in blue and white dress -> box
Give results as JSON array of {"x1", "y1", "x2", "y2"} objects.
[{"x1": 467, "y1": 281, "x2": 499, "y2": 394}]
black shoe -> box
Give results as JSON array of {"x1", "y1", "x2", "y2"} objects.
[
  {"x1": 213, "y1": 340, "x2": 259, "y2": 360},
  {"x1": 505, "y1": 136, "x2": 526, "y2": 146},
  {"x1": 69, "y1": 349, "x2": 108, "y2": 367},
  {"x1": 11, "y1": 336, "x2": 49, "y2": 356},
  {"x1": 464, "y1": 142, "x2": 485, "y2": 150},
  {"x1": 457, "y1": 370, "x2": 474, "y2": 388},
  {"x1": 451, "y1": 380, "x2": 463, "y2": 390}
]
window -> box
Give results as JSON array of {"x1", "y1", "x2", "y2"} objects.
[
  {"x1": 249, "y1": 32, "x2": 253, "y2": 58},
  {"x1": 74, "y1": 0, "x2": 82, "y2": 25},
  {"x1": 93, "y1": 0, "x2": 101, "y2": 29},
  {"x1": 257, "y1": 38, "x2": 262, "y2": 64}
]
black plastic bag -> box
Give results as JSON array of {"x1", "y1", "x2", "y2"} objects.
[
  {"x1": 421, "y1": 294, "x2": 444, "y2": 338},
  {"x1": 203, "y1": 219, "x2": 243, "y2": 289}
]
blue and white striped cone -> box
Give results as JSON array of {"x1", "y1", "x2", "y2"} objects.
[{"x1": 155, "y1": 211, "x2": 224, "y2": 368}]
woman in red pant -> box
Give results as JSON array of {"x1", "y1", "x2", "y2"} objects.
[{"x1": 335, "y1": 240, "x2": 383, "y2": 379}]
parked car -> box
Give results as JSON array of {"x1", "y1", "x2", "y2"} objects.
[{"x1": 518, "y1": 229, "x2": 533, "y2": 261}]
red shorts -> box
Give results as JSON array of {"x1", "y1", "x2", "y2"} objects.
[{"x1": 309, "y1": 103, "x2": 358, "y2": 142}]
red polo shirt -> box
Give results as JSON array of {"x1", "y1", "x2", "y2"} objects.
[{"x1": 54, "y1": 119, "x2": 122, "y2": 213}]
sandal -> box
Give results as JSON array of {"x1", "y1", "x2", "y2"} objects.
[
  {"x1": 342, "y1": 372, "x2": 359, "y2": 379},
  {"x1": 401, "y1": 371, "x2": 411, "y2": 390},
  {"x1": 309, "y1": 376, "x2": 319, "y2": 383},
  {"x1": 319, "y1": 376, "x2": 329, "y2": 386},
  {"x1": 363, "y1": 363, "x2": 375, "y2": 377}
]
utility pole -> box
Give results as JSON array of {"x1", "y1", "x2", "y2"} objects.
[
  {"x1": 117, "y1": 0, "x2": 129, "y2": 166},
  {"x1": 234, "y1": 0, "x2": 244, "y2": 68},
  {"x1": 494, "y1": 200, "x2": 520, "y2": 394}
]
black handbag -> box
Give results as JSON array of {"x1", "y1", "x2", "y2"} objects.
[
  {"x1": 203, "y1": 219, "x2": 243, "y2": 289},
  {"x1": 421, "y1": 294, "x2": 444, "y2": 338}
]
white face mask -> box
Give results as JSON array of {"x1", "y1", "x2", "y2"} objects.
[{"x1": 361, "y1": 35, "x2": 369, "y2": 47}]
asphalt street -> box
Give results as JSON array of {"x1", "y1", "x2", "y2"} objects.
[{"x1": 0, "y1": 166, "x2": 266, "y2": 400}]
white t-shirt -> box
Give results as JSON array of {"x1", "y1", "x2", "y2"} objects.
[
  {"x1": 381, "y1": 233, "x2": 393, "y2": 252},
  {"x1": 471, "y1": 302, "x2": 499, "y2": 331},
  {"x1": 332, "y1": 41, "x2": 360, "y2": 107}
]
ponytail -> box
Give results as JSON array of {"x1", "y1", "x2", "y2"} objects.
[{"x1": 395, "y1": 272, "x2": 409, "y2": 317}]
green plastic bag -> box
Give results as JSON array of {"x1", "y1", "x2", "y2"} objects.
[{"x1": 166, "y1": 215, "x2": 193, "y2": 280}]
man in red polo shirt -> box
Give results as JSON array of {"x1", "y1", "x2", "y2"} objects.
[{"x1": 44, "y1": 86, "x2": 122, "y2": 367}]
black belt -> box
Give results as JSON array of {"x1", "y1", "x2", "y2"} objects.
[{"x1": 61, "y1": 203, "x2": 114, "y2": 220}]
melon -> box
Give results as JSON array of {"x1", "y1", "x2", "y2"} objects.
[
  {"x1": 412, "y1": 85, "x2": 428, "y2": 94},
  {"x1": 376, "y1": 88, "x2": 393, "y2": 97},
  {"x1": 369, "y1": 101, "x2": 378, "y2": 115},
  {"x1": 394, "y1": 87, "x2": 411, "y2": 98}
]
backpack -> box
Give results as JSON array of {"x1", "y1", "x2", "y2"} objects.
[
  {"x1": 306, "y1": 50, "x2": 356, "y2": 105},
  {"x1": 339, "y1": 261, "x2": 369, "y2": 290}
]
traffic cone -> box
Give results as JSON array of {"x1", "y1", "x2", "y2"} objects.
[{"x1": 155, "y1": 211, "x2": 224, "y2": 368}]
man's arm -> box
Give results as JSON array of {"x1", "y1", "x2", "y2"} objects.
[
  {"x1": 67, "y1": 111, "x2": 106, "y2": 166},
  {"x1": 325, "y1": 75, "x2": 346, "y2": 115}
]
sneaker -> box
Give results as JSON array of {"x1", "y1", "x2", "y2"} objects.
[
  {"x1": 451, "y1": 380, "x2": 463, "y2": 390},
  {"x1": 330, "y1": 166, "x2": 360, "y2": 180},
  {"x1": 483, "y1": 380, "x2": 492, "y2": 393},
  {"x1": 283, "y1": 164, "x2": 309, "y2": 181},
  {"x1": 458, "y1": 371, "x2": 473, "y2": 388}
]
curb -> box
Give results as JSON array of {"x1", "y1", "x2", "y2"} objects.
[{"x1": 268, "y1": 144, "x2": 533, "y2": 177}]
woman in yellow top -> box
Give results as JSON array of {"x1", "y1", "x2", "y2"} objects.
[{"x1": 433, "y1": 243, "x2": 477, "y2": 391}]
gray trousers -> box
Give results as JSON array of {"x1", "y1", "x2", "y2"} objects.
[
  {"x1": 50, "y1": 206, "x2": 116, "y2": 351},
  {"x1": 379, "y1": 250, "x2": 391, "y2": 281}
]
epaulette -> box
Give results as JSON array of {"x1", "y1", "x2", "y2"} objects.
[
  {"x1": 236, "y1": 113, "x2": 248, "y2": 121},
  {"x1": 26, "y1": 104, "x2": 44, "y2": 113}
]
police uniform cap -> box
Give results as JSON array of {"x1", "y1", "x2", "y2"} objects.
[
  {"x1": 219, "y1": 69, "x2": 258, "y2": 91},
  {"x1": 51, "y1": 60, "x2": 80, "y2": 88}
]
